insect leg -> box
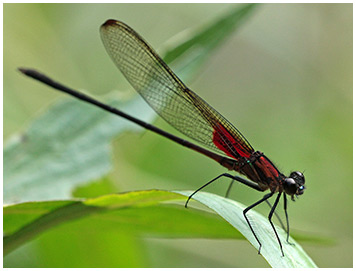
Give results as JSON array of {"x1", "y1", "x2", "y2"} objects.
[
  {"x1": 226, "y1": 180, "x2": 287, "y2": 234},
  {"x1": 283, "y1": 192, "x2": 294, "y2": 245},
  {"x1": 225, "y1": 179, "x2": 234, "y2": 198},
  {"x1": 266, "y1": 198, "x2": 287, "y2": 233},
  {"x1": 268, "y1": 191, "x2": 284, "y2": 256},
  {"x1": 186, "y1": 173, "x2": 264, "y2": 208},
  {"x1": 243, "y1": 192, "x2": 274, "y2": 254}
]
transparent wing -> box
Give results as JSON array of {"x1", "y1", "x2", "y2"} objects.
[{"x1": 100, "y1": 20, "x2": 254, "y2": 159}]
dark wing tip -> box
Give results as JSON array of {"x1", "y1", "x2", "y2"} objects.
[
  {"x1": 101, "y1": 19, "x2": 126, "y2": 29},
  {"x1": 101, "y1": 19, "x2": 132, "y2": 33}
]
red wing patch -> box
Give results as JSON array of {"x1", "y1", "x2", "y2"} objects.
[{"x1": 212, "y1": 123, "x2": 252, "y2": 159}]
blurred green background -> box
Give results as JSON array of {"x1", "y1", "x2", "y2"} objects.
[{"x1": 4, "y1": 3, "x2": 352, "y2": 268}]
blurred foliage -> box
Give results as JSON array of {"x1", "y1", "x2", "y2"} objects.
[
  {"x1": 4, "y1": 3, "x2": 352, "y2": 268},
  {"x1": 4, "y1": 3, "x2": 256, "y2": 204}
]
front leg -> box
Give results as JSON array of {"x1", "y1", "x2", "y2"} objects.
[{"x1": 186, "y1": 173, "x2": 264, "y2": 208}]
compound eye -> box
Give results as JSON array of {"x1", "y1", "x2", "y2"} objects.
[
  {"x1": 284, "y1": 178, "x2": 297, "y2": 195},
  {"x1": 290, "y1": 171, "x2": 305, "y2": 185},
  {"x1": 297, "y1": 185, "x2": 305, "y2": 195}
]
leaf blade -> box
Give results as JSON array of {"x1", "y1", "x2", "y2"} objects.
[
  {"x1": 4, "y1": 190, "x2": 240, "y2": 256},
  {"x1": 176, "y1": 190, "x2": 317, "y2": 268}
]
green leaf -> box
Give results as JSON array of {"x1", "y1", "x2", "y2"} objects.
[
  {"x1": 4, "y1": 190, "x2": 241, "y2": 257},
  {"x1": 4, "y1": 189, "x2": 318, "y2": 267},
  {"x1": 176, "y1": 191, "x2": 317, "y2": 268},
  {"x1": 164, "y1": 4, "x2": 258, "y2": 80},
  {"x1": 4, "y1": 4, "x2": 259, "y2": 204},
  {"x1": 71, "y1": 176, "x2": 118, "y2": 198},
  {"x1": 3, "y1": 97, "x2": 153, "y2": 203}
]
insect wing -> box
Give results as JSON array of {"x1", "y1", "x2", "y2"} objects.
[{"x1": 100, "y1": 20, "x2": 254, "y2": 159}]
